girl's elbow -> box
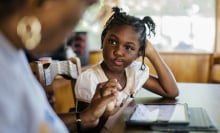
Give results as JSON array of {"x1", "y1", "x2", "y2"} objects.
[
  {"x1": 166, "y1": 88, "x2": 179, "y2": 98},
  {"x1": 171, "y1": 90, "x2": 179, "y2": 98}
]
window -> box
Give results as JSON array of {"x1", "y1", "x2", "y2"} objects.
[{"x1": 76, "y1": 0, "x2": 216, "y2": 53}]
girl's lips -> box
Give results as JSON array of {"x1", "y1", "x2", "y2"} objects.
[{"x1": 114, "y1": 60, "x2": 123, "y2": 66}]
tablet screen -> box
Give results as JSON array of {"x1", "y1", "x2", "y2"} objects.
[{"x1": 128, "y1": 103, "x2": 189, "y2": 125}]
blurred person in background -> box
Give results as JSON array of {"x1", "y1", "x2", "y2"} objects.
[{"x1": 0, "y1": 0, "x2": 119, "y2": 133}]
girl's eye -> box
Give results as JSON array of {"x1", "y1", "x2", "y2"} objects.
[
  {"x1": 108, "y1": 39, "x2": 117, "y2": 46},
  {"x1": 125, "y1": 45, "x2": 134, "y2": 51}
]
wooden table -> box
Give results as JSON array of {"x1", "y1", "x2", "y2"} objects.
[{"x1": 101, "y1": 83, "x2": 220, "y2": 133}]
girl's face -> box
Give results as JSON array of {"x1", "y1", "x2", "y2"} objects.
[{"x1": 102, "y1": 25, "x2": 140, "y2": 73}]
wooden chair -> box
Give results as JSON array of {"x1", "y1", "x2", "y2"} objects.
[
  {"x1": 30, "y1": 57, "x2": 81, "y2": 113},
  {"x1": 209, "y1": 53, "x2": 220, "y2": 83}
]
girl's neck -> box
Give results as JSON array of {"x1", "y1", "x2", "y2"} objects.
[{"x1": 101, "y1": 62, "x2": 127, "y2": 90}]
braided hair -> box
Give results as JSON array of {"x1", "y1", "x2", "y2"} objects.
[{"x1": 101, "y1": 7, "x2": 156, "y2": 70}]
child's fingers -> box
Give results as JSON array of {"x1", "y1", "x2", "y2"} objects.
[
  {"x1": 93, "y1": 81, "x2": 107, "y2": 100},
  {"x1": 102, "y1": 80, "x2": 119, "y2": 96},
  {"x1": 93, "y1": 79, "x2": 120, "y2": 101}
]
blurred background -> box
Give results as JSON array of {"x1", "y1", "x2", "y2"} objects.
[
  {"x1": 49, "y1": 0, "x2": 220, "y2": 83},
  {"x1": 76, "y1": 0, "x2": 215, "y2": 52}
]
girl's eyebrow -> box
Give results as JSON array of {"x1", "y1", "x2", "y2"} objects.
[{"x1": 108, "y1": 34, "x2": 117, "y2": 38}]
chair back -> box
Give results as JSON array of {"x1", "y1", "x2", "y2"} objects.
[
  {"x1": 209, "y1": 54, "x2": 220, "y2": 83},
  {"x1": 30, "y1": 57, "x2": 81, "y2": 112}
]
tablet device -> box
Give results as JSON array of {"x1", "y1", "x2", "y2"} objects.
[
  {"x1": 150, "y1": 107, "x2": 218, "y2": 132},
  {"x1": 125, "y1": 103, "x2": 190, "y2": 126}
]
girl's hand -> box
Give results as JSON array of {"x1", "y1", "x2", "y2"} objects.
[
  {"x1": 81, "y1": 81, "x2": 119, "y2": 128},
  {"x1": 101, "y1": 79, "x2": 121, "y2": 115},
  {"x1": 145, "y1": 40, "x2": 156, "y2": 59}
]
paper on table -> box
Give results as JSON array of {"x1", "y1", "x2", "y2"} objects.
[
  {"x1": 130, "y1": 104, "x2": 159, "y2": 121},
  {"x1": 129, "y1": 104, "x2": 188, "y2": 123}
]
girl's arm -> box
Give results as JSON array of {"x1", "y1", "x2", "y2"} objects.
[{"x1": 143, "y1": 40, "x2": 179, "y2": 98}]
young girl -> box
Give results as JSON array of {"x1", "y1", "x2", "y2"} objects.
[{"x1": 75, "y1": 6, "x2": 179, "y2": 118}]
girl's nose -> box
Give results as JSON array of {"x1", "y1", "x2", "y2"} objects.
[{"x1": 114, "y1": 46, "x2": 123, "y2": 56}]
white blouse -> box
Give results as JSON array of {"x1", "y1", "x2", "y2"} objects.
[{"x1": 75, "y1": 61, "x2": 150, "y2": 103}]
